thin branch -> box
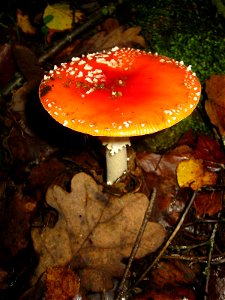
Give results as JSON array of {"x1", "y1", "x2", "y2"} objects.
[
  {"x1": 38, "y1": 7, "x2": 103, "y2": 64},
  {"x1": 115, "y1": 188, "x2": 157, "y2": 300},
  {"x1": 203, "y1": 214, "x2": 220, "y2": 300},
  {"x1": 39, "y1": 0, "x2": 127, "y2": 64},
  {"x1": 1, "y1": 0, "x2": 126, "y2": 97},
  {"x1": 124, "y1": 190, "x2": 198, "y2": 297},
  {"x1": 163, "y1": 252, "x2": 225, "y2": 264}
]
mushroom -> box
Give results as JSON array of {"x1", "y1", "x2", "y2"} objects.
[{"x1": 39, "y1": 47, "x2": 201, "y2": 184}]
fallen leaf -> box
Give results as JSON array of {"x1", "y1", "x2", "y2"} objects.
[
  {"x1": 27, "y1": 158, "x2": 67, "y2": 190},
  {"x1": 122, "y1": 26, "x2": 147, "y2": 47},
  {"x1": 135, "y1": 286, "x2": 196, "y2": 300},
  {"x1": 136, "y1": 146, "x2": 192, "y2": 225},
  {"x1": 205, "y1": 75, "x2": 225, "y2": 137},
  {"x1": 17, "y1": 9, "x2": 36, "y2": 34},
  {"x1": 4, "y1": 127, "x2": 54, "y2": 164},
  {"x1": 8, "y1": 45, "x2": 44, "y2": 135},
  {"x1": 32, "y1": 172, "x2": 165, "y2": 292},
  {"x1": 177, "y1": 158, "x2": 218, "y2": 190},
  {"x1": 152, "y1": 260, "x2": 197, "y2": 288},
  {"x1": 0, "y1": 187, "x2": 37, "y2": 258},
  {"x1": 13, "y1": 45, "x2": 44, "y2": 83},
  {"x1": 193, "y1": 134, "x2": 225, "y2": 166},
  {"x1": 43, "y1": 4, "x2": 84, "y2": 31},
  {"x1": 84, "y1": 19, "x2": 146, "y2": 52},
  {"x1": 208, "y1": 266, "x2": 225, "y2": 300},
  {"x1": 0, "y1": 44, "x2": 15, "y2": 88},
  {"x1": 45, "y1": 266, "x2": 80, "y2": 300},
  {"x1": 193, "y1": 191, "x2": 223, "y2": 217},
  {"x1": 137, "y1": 135, "x2": 224, "y2": 222}
]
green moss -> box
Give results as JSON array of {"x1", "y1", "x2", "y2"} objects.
[
  {"x1": 130, "y1": 0, "x2": 225, "y2": 82},
  {"x1": 153, "y1": 32, "x2": 225, "y2": 82},
  {"x1": 125, "y1": 0, "x2": 224, "y2": 152}
]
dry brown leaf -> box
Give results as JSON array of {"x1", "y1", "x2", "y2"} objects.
[
  {"x1": 136, "y1": 146, "x2": 192, "y2": 225},
  {"x1": 85, "y1": 25, "x2": 146, "y2": 52},
  {"x1": 0, "y1": 44, "x2": 15, "y2": 88},
  {"x1": 17, "y1": 9, "x2": 36, "y2": 34},
  {"x1": 194, "y1": 191, "x2": 223, "y2": 217},
  {"x1": 45, "y1": 266, "x2": 80, "y2": 300},
  {"x1": 205, "y1": 75, "x2": 225, "y2": 137},
  {"x1": 32, "y1": 172, "x2": 165, "y2": 292},
  {"x1": 10, "y1": 45, "x2": 44, "y2": 135},
  {"x1": 136, "y1": 287, "x2": 196, "y2": 300},
  {"x1": 122, "y1": 26, "x2": 147, "y2": 47},
  {"x1": 151, "y1": 260, "x2": 197, "y2": 288},
  {"x1": 0, "y1": 187, "x2": 37, "y2": 258},
  {"x1": 5, "y1": 127, "x2": 54, "y2": 163}
]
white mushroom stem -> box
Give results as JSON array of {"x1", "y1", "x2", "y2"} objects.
[{"x1": 101, "y1": 137, "x2": 131, "y2": 185}]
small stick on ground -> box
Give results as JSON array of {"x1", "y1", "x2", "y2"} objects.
[
  {"x1": 204, "y1": 213, "x2": 220, "y2": 300},
  {"x1": 124, "y1": 190, "x2": 198, "y2": 298},
  {"x1": 115, "y1": 188, "x2": 157, "y2": 300},
  {"x1": 1, "y1": 0, "x2": 127, "y2": 97}
]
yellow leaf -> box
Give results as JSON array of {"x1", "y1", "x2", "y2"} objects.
[
  {"x1": 177, "y1": 158, "x2": 217, "y2": 190},
  {"x1": 43, "y1": 3, "x2": 84, "y2": 31},
  {"x1": 17, "y1": 9, "x2": 36, "y2": 34}
]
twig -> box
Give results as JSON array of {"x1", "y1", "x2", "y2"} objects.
[
  {"x1": 169, "y1": 240, "x2": 210, "y2": 251},
  {"x1": 1, "y1": 0, "x2": 126, "y2": 97},
  {"x1": 163, "y1": 252, "x2": 225, "y2": 264},
  {"x1": 38, "y1": 7, "x2": 103, "y2": 64},
  {"x1": 115, "y1": 188, "x2": 157, "y2": 300},
  {"x1": 124, "y1": 190, "x2": 198, "y2": 297},
  {"x1": 38, "y1": 0, "x2": 128, "y2": 64},
  {"x1": 203, "y1": 214, "x2": 220, "y2": 300}
]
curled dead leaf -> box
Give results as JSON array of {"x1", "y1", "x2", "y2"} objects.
[{"x1": 32, "y1": 172, "x2": 165, "y2": 292}]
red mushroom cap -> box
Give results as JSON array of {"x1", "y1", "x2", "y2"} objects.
[{"x1": 39, "y1": 47, "x2": 201, "y2": 137}]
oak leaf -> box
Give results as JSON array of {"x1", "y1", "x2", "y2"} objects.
[{"x1": 32, "y1": 172, "x2": 165, "y2": 292}]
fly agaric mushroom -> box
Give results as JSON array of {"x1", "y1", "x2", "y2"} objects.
[{"x1": 39, "y1": 47, "x2": 201, "y2": 184}]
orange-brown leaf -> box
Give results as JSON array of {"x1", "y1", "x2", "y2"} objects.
[
  {"x1": 205, "y1": 75, "x2": 225, "y2": 137},
  {"x1": 194, "y1": 191, "x2": 223, "y2": 217},
  {"x1": 45, "y1": 266, "x2": 80, "y2": 300},
  {"x1": 17, "y1": 9, "x2": 36, "y2": 34}
]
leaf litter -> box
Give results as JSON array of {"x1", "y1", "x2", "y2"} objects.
[{"x1": 31, "y1": 172, "x2": 165, "y2": 292}]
